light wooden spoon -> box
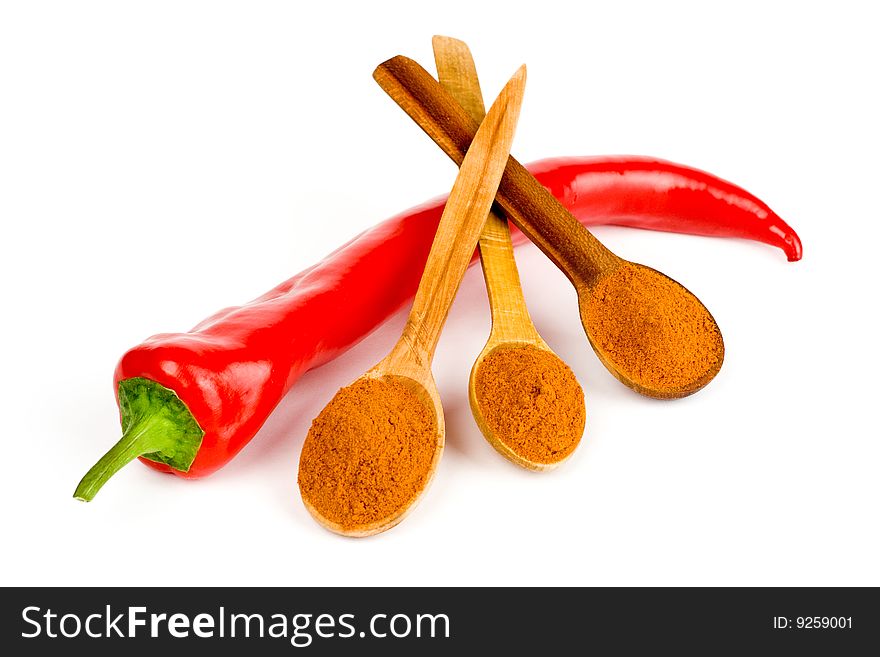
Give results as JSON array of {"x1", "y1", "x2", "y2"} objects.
[
  {"x1": 299, "y1": 66, "x2": 526, "y2": 536},
  {"x1": 433, "y1": 36, "x2": 584, "y2": 471},
  {"x1": 373, "y1": 56, "x2": 724, "y2": 399}
]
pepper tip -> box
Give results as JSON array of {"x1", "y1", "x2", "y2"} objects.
[{"x1": 786, "y1": 233, "x2": 803, "y2": 262}]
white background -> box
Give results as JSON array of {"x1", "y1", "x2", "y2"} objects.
[{"x1": 2, "y1": 1, "x2": 878, "y2": 586}]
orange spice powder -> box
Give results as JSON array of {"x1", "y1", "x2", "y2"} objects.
[
  {"x1": 297, "y1": 377, "x2": 437, "y2": 531},
  {"x1": 473, "y1": 345, "x2": 585, "y2": 466},
  {"x1": 583, "y1": 264, "x2": 723, "y2": 391}
]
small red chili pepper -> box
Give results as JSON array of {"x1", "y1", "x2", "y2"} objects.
[{"x1": 73, "y1": 156, "x2": 801, "y2": 500}]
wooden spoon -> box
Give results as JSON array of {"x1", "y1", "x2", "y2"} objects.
[
  {"x1": 373, "y1": 56, "x2": 724, "y2": 399},
  {"x1": 433, "y1": 36, "x2": 584, "y2": 471},
  {"x1": 298, "y1": 66, "x2": 526, "y2": 536}
]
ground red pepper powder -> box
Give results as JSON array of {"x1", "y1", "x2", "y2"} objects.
[
  {"x1": 583, "y1": 264, "x2": 722, "y2": 391},
  {"x1": 474, "y1": 345, "x2": 585, "y2": 466},
  {"x1": 297, "y1": 377, "x2": 437, "y2": 531}
]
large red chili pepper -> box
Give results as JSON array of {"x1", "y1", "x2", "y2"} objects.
[{"x1": 73, "y1": 156, "x2": 801, "y2": 500}]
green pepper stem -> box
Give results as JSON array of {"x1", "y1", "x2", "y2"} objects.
[
  {"x1": 74, "y1": 415, "x2": 170, "y2": 502},
  {"x1": 73, "y1": 377, "x2": 204, "y2": 502}
]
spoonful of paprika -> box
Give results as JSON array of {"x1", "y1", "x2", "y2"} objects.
[
  {"x1": 433, "y1": 36, "x2": 585, "y2": 470},
  {"x1": 373, "y1": 55, "x2": 724, "y2": 399},
  {"x1": 297, "y1": 65, "x2": 526, "y2": 536}
]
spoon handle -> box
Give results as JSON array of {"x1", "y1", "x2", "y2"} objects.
[
  {"x1": 432, "y1": 36, "x2": 539, "y2": 344},
  {"x1": 374, "y1": 56, "x2": 620, "y2": 289},
  {"x1": 385, "y1": 66, "x2": 526, "y2": 372}
]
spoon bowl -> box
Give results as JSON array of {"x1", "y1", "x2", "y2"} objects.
[
  {"x1": 469, "y1": 340, "x2": 584, "y2": 471},
  {"x1": 300, "y1": 369, "x2": 444, "y2": 538},
  {"x1": 577, "y1": 261, "x2": 724, "y2": 399}
]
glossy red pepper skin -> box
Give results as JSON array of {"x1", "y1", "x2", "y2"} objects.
[
  {"x1": 529, "y1": 156, "x2": 802, "y2": 261},
  {"x1": 116, "y1": 156, "x2": 801, "y2": 479}
]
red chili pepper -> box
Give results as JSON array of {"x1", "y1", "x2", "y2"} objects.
[{"x1": 73, "y1": 156, "x2": 801, "y2": 500}]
